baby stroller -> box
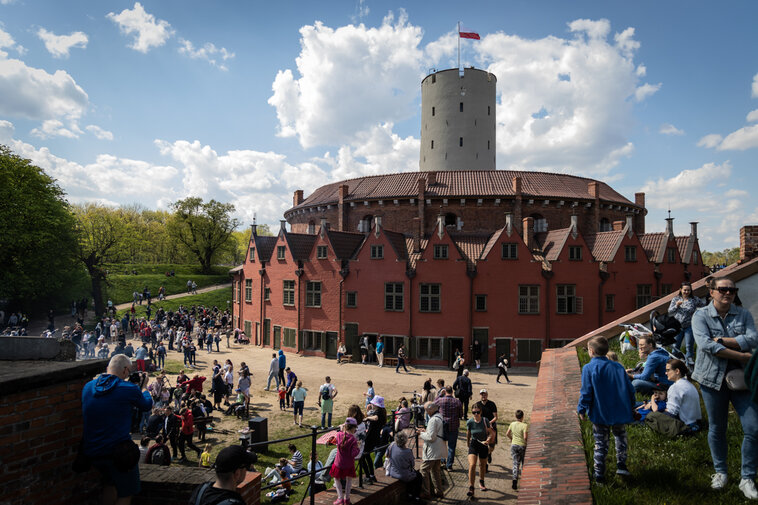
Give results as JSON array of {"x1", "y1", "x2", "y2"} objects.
[{"x1": 648, "y1": 310, "x2": 691, "y2": 372}]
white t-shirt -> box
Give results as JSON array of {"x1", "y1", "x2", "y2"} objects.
[{"x1": 666, "y1": 377, "x2": 702, "y2": 426}]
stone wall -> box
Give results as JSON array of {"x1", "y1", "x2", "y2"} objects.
[
  {"x1": 518, "y1": 348, "x2": 592, "y2": 505},
  {"x1": 138, "y1": 465, "x2": 261, "y2": 505}
]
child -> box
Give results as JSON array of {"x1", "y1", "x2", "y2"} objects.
[
  {"x1": 634, "y1": 389, "x2": 667, "y2": 422},
  {"x1": 363, "y1": 380, "x2": 375, "y2": 409},
  {"x1": 506, "y1": 410, "x2": 528, "y2": 490},
  {"x1": 278, "y1": 387, "x2": 287, "y2": 411},
  {"x1": 139, "y1": 436, "x2": 150, "y2": 463},
  {"x1": 199, "y1": 443, "x2": 212, "y2": 468},
  {"x1": 577, "y1": 336, "x2": 636, "y2": 484},
  {"x1": 329, "y1": 417, "x2": 360, "y2": 505},
  {"x1": 606, "y1": 351, "x2": 619, "y2": 363}
]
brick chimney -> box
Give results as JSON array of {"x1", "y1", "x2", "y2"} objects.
[
  {"x1": 665, "y1": 217, "x2": 674, "y2": 236},
  {"x1": 740, "y1": 225, "x2": 758, "y2": 261},
  {"x1": 523, "y1": 217, "x2": 534, "y2": 251},
  {"x1": 505, "y1": 212, "x2": 513, "y2": 235},
  {"x1": 293, "y1": 190, "x2": 304, "y2": 206},
  {"x1": 626, "y1": 215, "x2": 633, "y2": 233},
  {"x1": 412, "y1": 217, "x2": 421, "y2": 253},
  {"x1": 427, "y1": 171, "x2": 436, "y2": 186},
  {"x1": 612, "y1": 220, "x2": 625, "y2": 231},
  {"x1": 690, "y1": 222, "x2": 698, "y2": 238},
  {"x1": 588, "y1": 181, "x2": 598, "y2": 198},
  {"x1": 338, "y1": 184, "x2": 349, "y2": 231}
]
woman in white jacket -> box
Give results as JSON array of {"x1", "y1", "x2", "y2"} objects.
[{"x1": 417, "y1": 402, "x2": 447, "y2": 499}]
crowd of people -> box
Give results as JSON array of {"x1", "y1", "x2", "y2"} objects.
[{"x1": 579, "y1": 276, "x2": 757, "y2": 500}]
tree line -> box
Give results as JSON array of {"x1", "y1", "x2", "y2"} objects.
[{"x1": 0, "y1": 145, "x2": 269, "y2": 316}]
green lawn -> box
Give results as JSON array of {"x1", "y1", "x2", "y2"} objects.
[
  {"x1": 116, "y1": 287, "x2": 233, "y2": 318},
  {"x1": 576, "y1": 342, "x2": 747, "y2": 505},
  {"x1": 105, "y1": 273, "x2": 230, "y2": 306}
]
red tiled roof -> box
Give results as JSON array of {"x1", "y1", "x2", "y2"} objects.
[
  {"x1": 325, "y1": 229, "x2": 365, "y2": 260},
  {"x1": 287, "y1": 170, "x2": 637, "y2": 212},
  {"x1": 585, "y1": 230, "x2": 625, "y2": 262},
  {"x1": 284, "y1": 232, "x2": 318, "y2": 261},
  {"x1": 639, "y1": 232, "x2": 665, "y2": 262},
  {"x1": 254, "y1": 235, "x2": 278, "y2": 263},
  {"x1": 384, "y1": 229, "x2": 409, "y2": 260},
  {"x1": 676, "y1": 235, "x2": 692, "y2": 263},
  {"x1": 480, "y1": 227, "x2": 505, "y2": 260},
  {"x1": 450, "y1": 232, "x2": 491, "y2": 268},
  {"x1": 406, "y1": 237, "x2": 429, "y2": 269},
  {"x1": 539, "y1": 228, "x2": 571, "y2": 262}
]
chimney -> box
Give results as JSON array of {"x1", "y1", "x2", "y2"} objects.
[
  {"x1": 427, "y1": 171, "x2": 436, "y2": 186},
  {"x1": 437, "y1": 214, "x2": 445, "y2": 238},
  {"x1": 523, "y1": 217, "x2": 534, "y2": 251},
  {"x1": 293, "y1": 190, "x2": 304, "y2": 206},
  {"x1": 412, "y1": 217, "x2": 421, "y2": 253},
  {"x1": 375, "y1": 216, "x2": 382, "y2": 235},
  {"x1": 338, "y1": 184, "x2": 349, "y2": 231},
  {"x1": 251, "y1": 223, "x2": 257, "y2": 237},
  {"x1": 740, "y1": 225, "x2": 758, "y2": 261},
  {"x1": 690, "y1": 222, "x2": 698, "y2": 238},
  {"x1": 505, "y1": 212, "x2": 513, "y2": 235},
  {"x1": 665, "y1": 217, "x2": 674, "y2": 236},
  {"x1": 588, "y1": 181, "x2": 598, "y2": 198},
  {"x1": 570, "y1": 214, "x2": 578, "y2": 231},
  {"x1": 612, "y1": 220, "x2": 625, "y2": 231},
  {"x1": 635, "y1": 192, "x2": 645, "y2": 209},
  {"x1": 320, "y1": 218, "x2": 327, "y2": 232},
  {"x1": 279, "y1": 220, "x2": 287, "y2": 233},
  {"x1": 626, "y1": 215, "x2": 633, "y2": 233},
  {"x1": 512, "y1": 176, "x2": 522, "y2": 194}
]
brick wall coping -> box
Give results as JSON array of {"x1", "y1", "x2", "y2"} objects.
[
  {"x1": 518, "y1": 347, "x2": 592, "y2": 505},
  {"x1": 0, "y1": 359, "x2": 106, "y2": 396}
]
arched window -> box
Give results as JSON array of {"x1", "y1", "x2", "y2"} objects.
[
  {"x1": 599, "y1": 218, "x2": 611, "y2": 232},
  {"x1": 359, "y1": 215, "x2": 373, "y2": 233},
  {"x1": 307, "y1": 221, "x2": 316, "y2": 234},
  {"x1": 531, "y1": 213, "x2": 548, "y2": 233},
  {"x1": 444, "y1": 213, "x2": 457, "y2": 227}
]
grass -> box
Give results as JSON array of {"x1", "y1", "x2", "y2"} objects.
[
  {"x1": 576, "y1": 342, "x2": 748, "y2": 505},
  {"x1": 116, "y1": 287, "x2": 233, "y2": 318},
  {"x1": 104, "y1": 263, "x2": 229, "y2": 276},
  {"x1": 104, "y1": 272, "x2": 230, "y2": 305}
]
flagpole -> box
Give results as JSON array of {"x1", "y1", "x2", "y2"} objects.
[{"x1": 457, "y1": 21, "x2": 461, "y2": 71}]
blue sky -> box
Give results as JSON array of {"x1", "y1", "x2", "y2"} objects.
[{"x1": 0, "y1": 1, "x2": 756, "y2": 251}]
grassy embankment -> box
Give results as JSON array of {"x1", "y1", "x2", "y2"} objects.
[{"x1": 103, "y1": 264, "x2": 230, "y2": 305}]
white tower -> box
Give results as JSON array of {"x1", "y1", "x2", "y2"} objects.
[{"x1": 419, "y1": 68, "x2": 497, "y2": 172}]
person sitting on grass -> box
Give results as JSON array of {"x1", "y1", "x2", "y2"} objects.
[
  {"x1": 287, "y1": 444, "x2": 305, "y2": 475},
  {"x1": 626, "y1": 335, "x2": 673, "y2": 394},
  {"x1": 634, "y1": 389, "x2": 667, "y2": 422},
  {"x1": 577, "y1": 336, "x2": 637, "y2": 485},
  {"x1": 645, "y1": 358, "x2": 702, "y2": 437}
]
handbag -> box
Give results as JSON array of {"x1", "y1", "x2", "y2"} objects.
[{"x1": 725, "y1": 368, "x2": 748, "y2": 391}]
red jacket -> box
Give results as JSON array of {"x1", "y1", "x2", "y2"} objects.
[
  {"x1": 181, "y1": 411, "x2": 194, "y2": 435},
  {"x1": 180, "y1": 376, "x2": 206, "y2": 394}
]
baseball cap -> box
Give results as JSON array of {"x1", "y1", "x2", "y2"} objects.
[
  {"x1": 479, "y1": 389, "x2": 488, "y2": 394},
  {"x1": 215, "y1": 445, "x2": 257, "y2": 473}
]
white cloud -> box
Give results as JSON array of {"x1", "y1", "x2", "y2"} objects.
[
  {"x1": 0, "y1": 119, "x2": 14, "y2": 140},
  {"x1": 697, "y1": 134, "x2": 722, "y2": 148},
  {"x1": 86, "y1": 124, "x2": 114, "y2": 140},
  {"x1": 36, "y1": 28, "x2": 88, "y2": 58},
  {"x1": 747, "y1": 109, "x2": 758, "y2": 123},
  {"x1": 0, "y1": 26, "x2": 25, "y2": 58},
  {"x1": 0, "y1": 0, "x2": 16, "y2": 5},
  {"x1": 640, "y1": 161, "x2": 733, "y2": 213},
  {"x1": 352, "y1": 0, "x2": 370, "y2": 23},
  {"x1": 178, "y1": 38, "x2": 234, "y2": 70},
  {"x1": 718, "y1": 124, "x2": 758, "y2": 151},
  {"x1": 753, "y1": 72, "x2": 758, "y2": 98},
  {"x1": 30, "y1": 119, "x2": 82, "y2": 139},
  {"x1": 107, "y1": 2, "x2": 173, "y2": 53},
  {"x1": 568, "y1": 19, "x2": 611, "y2": 40},
  {"x1": 634, "y1": 82, "x2": 661, "y2": 101},
  {"x1": 268, "y1": 12, "x2": 424, "y2": 148},
  {"x1": 0, "y1": 58, "x2": 88, "y2": 120},
  {"x1": 660, "y1": 123, "x2": 684, "y2": 136}
]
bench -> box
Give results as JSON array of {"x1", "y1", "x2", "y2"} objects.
[
  {"x1": 384, "y1": 357, "x2": 398, "y2": 367},
  {"x1": 340, "y1": 354, "x2": 353, "y2": 363}
]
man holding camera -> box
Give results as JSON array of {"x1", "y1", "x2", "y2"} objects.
[{"x1": 81, "y1": 354, "x2": 152, "y2": 505}]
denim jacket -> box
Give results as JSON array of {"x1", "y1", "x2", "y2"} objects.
[{"x1": 691, "y1": 302, "x2": 758, "y2": 390}]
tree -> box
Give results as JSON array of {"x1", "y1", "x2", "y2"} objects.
[
  {"x1": 0, "y1": 145, "x2": 79, "y2": 312},
  {"x1": 73, "y1": 204, "x2": 129, "y2": 316},
  {"x1": 168, "y1": 197, "x2": 240, "y2": 274},
  {"x1": 702, "y1": 247, "x2": 740, "y2": 268}
]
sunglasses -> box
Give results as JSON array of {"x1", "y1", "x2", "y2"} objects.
[
  {"x1": 714, "y1": 286, "x2": 739, "y2": 295},
  {"x1": 472, "y1": 411, "x2": 481, "y2": 414}
]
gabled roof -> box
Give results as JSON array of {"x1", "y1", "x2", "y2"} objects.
[
  {"x1": 283, "y1": 232, "x2": 318, "y2": 261},
  {"x1": 539, "y1": 227, "x2": 572, "y2": 262},
  {"x1": 585, "y1": 229, "x2": 626, "y2": 262},
  {"x1": 253, "y1": 235, "x2": 278, "y2": 263},
  {"x1": 639, "y1": 232, "x2": 666, "y2": 263},
  {"x1": 383, "y1": 229, "x2": 409, "y2": 261},
  {"x1": 228, "y1": 264, "x2": 243, "y2": 274},
  {"x1": 450, "y1": 232, "x2": 491, "y2": 269},
  {"x1": 676, "y1": 235, "x2": 693, "y2": 264},
  {"x1": 480, "y1": 228, "x2": 506, "y2": 260},
  {"x1": 406, "y1": 237, "x2": 429, "y2": 270},
  {"x1": 324, "y1": 229, "x2": 365, "y2": 260}
]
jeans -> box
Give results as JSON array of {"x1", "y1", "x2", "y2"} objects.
[
  {"x1": 674, "y1": 327, "x2": 695, "y2": 363},
  {"x1": 445, "y1": 428, "x2": 458, "y2": 469},
  {"x1": 266, "y1": 373, "x2": 280, "y2": 390},
  {"x1": 321, "y1": 412, "x2": 332, "y2": 428},
  {"x1": 511, "y1": 444, "x2": 525, "y2": 479},
  {"x1": 396, "y1": 358, "x2": 408, "y2": 373},
  {"x1": 157, "y1": 355, "x2": 165, "y2": 369},
  {"x1": 592, "y1": 424, "x2": 628, "y2": 479},
  {"x1": 631, "y1": 379, "x2": 659, "y2": 394},
  {"x1": 701, "y1": 383, "x2": 758, "y2": 479}
]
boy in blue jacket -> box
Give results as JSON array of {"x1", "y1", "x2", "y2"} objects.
[{"x1": 578, "y1": 336, "x2": 636, "y2": 484}]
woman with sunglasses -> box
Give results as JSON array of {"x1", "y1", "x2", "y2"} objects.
[
  {"x1": 692, "y1": 276, "x2": 758, "y2": 500},
  {"x1": 465, "y1": 407, "x2": 495, "y2": 497},
  {"x1": 668, "y1": 282, "x2": 704, "y2": 368}
]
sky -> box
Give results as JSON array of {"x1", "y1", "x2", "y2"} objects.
[{"x1": 0, "y1": 0, "x2": 756, "y2": 251}]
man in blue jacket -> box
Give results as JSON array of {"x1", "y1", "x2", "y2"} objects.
[
  {"x1": 578, "y1": 336, "x2": 636, "y2": 484},
  {"x1": 277, "y1": 349, "x2": 286, "y2": 386},
  {"x1": 627, "y1": 335, "x2": 673, "y2": 394},
  {"x1": 82, "y1": 354, "x2": 153, "y2": 505}
]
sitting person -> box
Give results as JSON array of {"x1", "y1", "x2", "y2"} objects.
[
  {"x1": 287, "y1": 443, "x2": 305, "y2": 475},
  {"x1": 646, "y1": 358, "x2": 702, "y2": 436},
  {"x1": 384, "y1": 431, "x2": 423, "y2": 501},
  {"x1": 626, "y1": 335, "x2": 673, "y2": 394},
  {"x1": 224, "y1": 389, "x2": 247, "y2": 418},
  {"x1": 634, "y1": 389, "x2": 667, "y2": 422},
  {"x1": 265, "y1": 470, "x2": 292, "y2": 503},
  {"x1": 264, "y1": 458, "x2": 295, "y2": 484},
  {"x1": 145, "y1": 435, "x2": 171, "y2": 466}
]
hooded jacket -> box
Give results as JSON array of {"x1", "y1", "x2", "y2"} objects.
[
  {"x1": 81, "y1": 374, "x2": 152, "y2": 457},
  {"x1": 278, "y1": 349, "x2": 286, "y2": 369}
]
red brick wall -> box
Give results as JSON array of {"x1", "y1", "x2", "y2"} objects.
[
  {"x1": 0, "y1": 374, "x2": 100, "y2": 505},
  {"x1": 518, "y1": 348, "x2": 592, "y2": 505},
  {"x1": 741, "y1": 225, "x2": 758, "y2": 261},
  {"x1": 138, "y1": 465, "x2": 260, "y2": 505}
]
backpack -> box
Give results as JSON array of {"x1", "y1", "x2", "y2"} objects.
[
  {"x1": 437, "y1": 416, "x2": 448, "y2": 442},
  {"x1": 150, "y1": 445, "x2": 170, "y2": 466},
  {"x1": 321, "y1": 385, "x2": 331, "y2": 401}
]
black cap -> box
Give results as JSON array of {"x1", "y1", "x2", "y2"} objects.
[{"x1": 215, "y1": 445, "x2": 256, "y2": 473}]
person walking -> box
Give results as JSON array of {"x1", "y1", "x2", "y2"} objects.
[
  {"x1": 466, "y1": 405, "x2": 495, "y2": 498},
  {"x1": 178, "y1": 406, "x2": 202, "y2": 463},
  {"x1": 435, "y1": 386, "x2": 462, "y2": 470},
  {"x1": 277, "y1": 350, "x2": 286, "y2": 386},
  {"x1": 396, "y1": 343, "x2": 409, "y2": 373},
  {"x1": 317, "y1": 376, "x2": 337, "y2": 428},
  {"x1": 453, "y1": 369, "x2": 473, "y2": 419},
  {"x1": 496, "y1": 353, "x2": 512, "y2": 384},
  {"x1": 291, "y1": 381, "x2": 307, "y2": 427},
  {"x1": 417, "y1": 402, "x2": 446, "y2": 499},
  {"x1": 506, "y1": 409, "x2": 528, "y2": 490},
  {"x1": 265, "y1": 353, "x2": 280, "y2": 391}
]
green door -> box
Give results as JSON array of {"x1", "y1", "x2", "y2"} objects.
[
  {"x1": 263, "y1": 319, "x2": 271, "y2": 346},
  {"x1": 473, "y1": 328, "x2": 489, "y2": 364},
  {"x1": 326, "y1": 331, "x2": 338, "y2": 358},
  {"x1": 495, "y1": 338, "x2": 512, "y2": 362},
  {"x1": 273, "y1": 326, "x2": 281, "y2": 349},
  {"x1": 344, "y1": 323, "x2": 359, "y2": 354}
]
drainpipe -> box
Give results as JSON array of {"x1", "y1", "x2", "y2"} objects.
[
  {"x1": 259, "y1": 266, "x2": 265, "y2": 347},
  {"x1": 467, "y1": 268, "x2": 477, "y2": 362},
  {"x1": 541, "y1": 270, "x2": 553, "y2": 350},
  {"x1": 406, "y1": 268, "x2": 416, "y2": 346},
  {"x1": 296, "y1": 263, "x2": 304, "y2": 352},
  {"x1": 598, "y1": 268, "x2": 609, "y2": 328},
  {"x1": 339, "y1": 260, "x2": 350, "y2": 354}
]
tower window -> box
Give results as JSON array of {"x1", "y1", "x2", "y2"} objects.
[
  {"x1": 459, "y1": 102, "x2": 463, "y2": 112},
  {"x1": 488, "y1": 105, "x2": 491, "y2": 116},
  {"x1": 431, "y1": 140, "x2": 434, "y2": 149},
  {"x1": 459, "y1": 137, "x2": 463, "y2": 147},
  {"x1": 432, "y1": 106, "x2": 435, "y2": 116},
  {"x1": 487, "y1": 140, "x2": 490, "y2": 150}
]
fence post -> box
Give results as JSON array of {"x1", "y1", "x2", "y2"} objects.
[{"x1": 310, "y1": 425, "x2": 317, "y2": 505}]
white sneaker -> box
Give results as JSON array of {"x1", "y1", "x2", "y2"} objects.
[
  {"x1": 711, "y1": 473, "x2": 728, "y2": 490},
  {"x1": 740, "y1": 478, "x2": 758, "y2": 500}
]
